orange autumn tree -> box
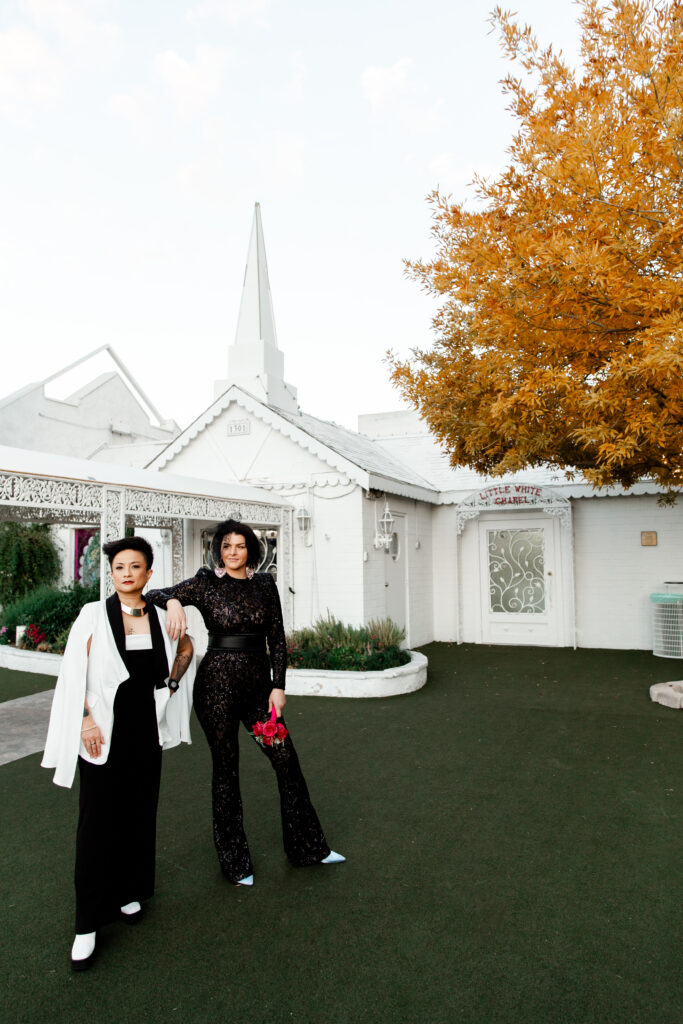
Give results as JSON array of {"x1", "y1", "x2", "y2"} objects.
[{"x1": 390, "y1": 0, "x2": 683, "y2": 492}]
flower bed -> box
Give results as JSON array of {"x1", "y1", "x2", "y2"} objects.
[
  {"x1": 286, "y1": 616, "x2": 410, "y2": 672},
  {"x1": 0, "y1": 581, "x2": 99, "y2": 653}
]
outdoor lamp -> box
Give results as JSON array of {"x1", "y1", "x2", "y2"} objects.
[
  {"x1": 374, "y1": 501, "x2": 395, "y2": 549},
  {"x1": 295, "y1": 507, "x2": 312, "y2": 533},
  {"x1": 379, "y1": 503, "x2": 394, "y2": 537}
]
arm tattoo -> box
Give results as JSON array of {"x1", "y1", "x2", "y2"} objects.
[{"x1": 170, "y1": 649, "x2": 192, "y2": 682}]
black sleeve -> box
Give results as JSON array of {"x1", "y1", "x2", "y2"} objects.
[
  {"x1": 146, "y1": 572, "x2": 205, "y2": 610},
  {"x1": 265, "y1": 574, "x2": 287, "y2": 691}
]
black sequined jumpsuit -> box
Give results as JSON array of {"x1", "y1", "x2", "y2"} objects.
[{"x1": 146, "y1": 570, "x2": 330, "y2": 881}]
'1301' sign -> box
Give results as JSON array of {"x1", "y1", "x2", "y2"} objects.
[{"x1": 226, "y1": 420, "x2": 251, "y2": 436}]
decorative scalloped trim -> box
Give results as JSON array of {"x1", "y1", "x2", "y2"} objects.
[
  {"x1": 438, "y1": 478, "x2": 671, "y2": 505},
  {"x1": 151, "y1": 387, "x2": 369, "y2": 484}
]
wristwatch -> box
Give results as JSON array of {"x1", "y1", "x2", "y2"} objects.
[{"x1": 168, "y1": 678, "x2": 180, "y2": 693}]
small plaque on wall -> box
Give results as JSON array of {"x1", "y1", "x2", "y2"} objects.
[
  {"x1": 226, "y1": 419, "x2": 251, "y2": 436},
  {"x1": 641, "y1": 531, "x2": 657, "y2": 547}
]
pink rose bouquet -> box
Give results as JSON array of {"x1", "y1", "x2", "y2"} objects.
[{"x1": 252, "y1": 706, "x2": 288, "y2": 748}]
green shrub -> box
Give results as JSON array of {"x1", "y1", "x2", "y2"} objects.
[
  {"x1": 366, "y1": 617, "x2": 407, "y2": 648},
  {"x1": 0, "y1": 523, "x2": 61, "y2": 607},
  {"x1": 286, "y1": 614, "x2": 410, "y2": 671},
  {"x1": 2, "y1": 581, "x2": 100, "y2": 649}
]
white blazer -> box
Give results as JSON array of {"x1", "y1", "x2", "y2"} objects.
[{"x1": 42, "y1": 599, "x2": 195, "y2": 788}]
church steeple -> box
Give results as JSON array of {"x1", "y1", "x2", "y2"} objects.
[
  {"x1": 234, "y1": 202, "x2": 278, "y2": 350},
  {"x1": 214, "y1": 203, "x2": 299, "y2": 412}
]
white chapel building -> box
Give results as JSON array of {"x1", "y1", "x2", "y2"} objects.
[
  {"x1": 2, "y1": 204, "x2": 682, "y2": 653},
  {"x1": 141, "y1": 205, "x2": 683, "y2": 652}
]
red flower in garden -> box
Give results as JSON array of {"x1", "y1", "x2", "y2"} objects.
[{"x1": 24, "y1": 623, "x2": 47, "y2": 648}]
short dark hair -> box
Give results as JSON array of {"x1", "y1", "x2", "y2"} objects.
[
  {"x1": 210, "y1": 519, "x2": 261, "y2": 569},
  {"x1": 102, "y1": 536, "x2": 154, "y2": 569}
]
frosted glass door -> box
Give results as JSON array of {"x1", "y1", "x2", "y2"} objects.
[
  {"x1": 487, "y1": 529, "x2": 545, "y2": 614},
  {"x1": 479, "y1": 517, "x2": 560, "y2": 645}
]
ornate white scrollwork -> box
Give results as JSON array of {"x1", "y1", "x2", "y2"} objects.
[
  {"x1": 103, "y1": 489, "x2": 124, "y2": 541},
  {"x1": 455, "y1": 506, "x2": 485, "y2": 535},
  {"x1": 0, "y1": 468, "x2": 291, "y2": 609},
  {"x1": 124, "y1": 489, "x2": 284, "y2": 526},
  {"x1": 170, "y1": 518, "x2": 185, "y2": 584},
  {"x1": 0, "y1": 472, "x2": 103, "y2": 512}
]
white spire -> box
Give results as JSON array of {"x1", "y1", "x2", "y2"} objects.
[
  {"x1": 215, "y1": 203, "x2": 299, "y2": 412},
  {"x1": 234, "y1": 202, "x2": 278, "y2": 349}
]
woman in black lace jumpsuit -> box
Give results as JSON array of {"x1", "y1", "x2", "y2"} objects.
[{"x1": 146, "y1": 519, "x2": 343, "y2": 884}]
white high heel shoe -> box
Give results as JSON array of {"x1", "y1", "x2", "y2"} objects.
[
  {"x1": 120, "y1": 901, "x2": 142, "y2": 923},
  {"x1": 236, "y1": 874, "x2": 254, "y2": 886},
  {"x1": 321, "y1": 851, "x2": 346, "y2": 864},
  {"x1": 71, "y1": 932, "x2": 96, "y2": 971}
]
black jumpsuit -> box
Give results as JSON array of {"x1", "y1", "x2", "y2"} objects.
[
  {"x1": 147, "y1": 570, "x2": 330, "y2": 882},
  {"x1": 75, "y1": 643, "x2": 162, "y2": 933}
]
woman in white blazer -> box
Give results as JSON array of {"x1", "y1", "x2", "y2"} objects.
[{"x1": 42, "y1": 537, "x2": 195, "y2": 971}]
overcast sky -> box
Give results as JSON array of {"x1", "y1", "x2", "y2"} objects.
[{"x1": 1, "y1": 0, "x2": 583, "y2": 433}]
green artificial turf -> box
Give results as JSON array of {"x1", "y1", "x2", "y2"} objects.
[
  {"x1": 1, "y1": 644, "x2": 681, "y2": 1024},
  {"x1": 0, "y1": 666, "x2": 56, "y2": 703}
]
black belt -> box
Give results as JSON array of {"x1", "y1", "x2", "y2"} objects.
[{"x1": 208, "y1": 633, "x2": 267, "y2": 653}]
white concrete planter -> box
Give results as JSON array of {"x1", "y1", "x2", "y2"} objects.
[
  {"x1": 285, "y1": 650, "x2": 428, "y2": 698},
  {"x1": 0, "y1": 645, "x2": 61, "y2": 676},
  {"x1": 0, "y1": 643, "x2": 429, "y2": 699}
]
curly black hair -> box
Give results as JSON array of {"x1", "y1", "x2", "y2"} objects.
[
  {"x1": 210, "y1": 519, "x2": 261, "y2": 570},
  {"x1": 102, "y1": 535, "x2": 154, "y2": 569}
]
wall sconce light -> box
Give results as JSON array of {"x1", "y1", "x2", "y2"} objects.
[
  {"x1": 295, "y1": 507, "x2": 312, "y2": 533},
  {"x1": 374, "y1": 501, "x2": 395, "y2": 550}
]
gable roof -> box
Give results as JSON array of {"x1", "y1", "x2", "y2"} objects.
[
  {"x1": 147, "y1": 385, "x2": 439, "y2": 502},
  {"x1": 274, "y1": 406, "x2": 436, "y2": 492}
]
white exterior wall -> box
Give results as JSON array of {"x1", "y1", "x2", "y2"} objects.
[
  {"x1": 362, "y1": 496, "x2": 388, "y2": 624},
  {"x1": 361, "y1": 495, "x2": 434, "y2": 647},
  {"x1": 457, "y1": 513, "x2": 480, "y2": 644},
  {"x1": 406, "y1": 500, "x2": 434, "y2": 647},
  {"x1": 293, "y1": 486, "x2": 364, "y2": 628},
  {"x1": 431, "y1": 505, "x2": 460, "y2": 642},
  {"x1": 573, "y1": 494, "x2": 683, "y2": 650},
  {"x1": 274, "y1": 483, "x2": 365, "y2": 630}
]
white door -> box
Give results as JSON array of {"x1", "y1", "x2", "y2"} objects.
[
  {"x1": 478, "y1": 515, "x2": 562, "y2": 645},
  {"x1": 384, "y1": 515, "x2": 406, "y2": 630}
]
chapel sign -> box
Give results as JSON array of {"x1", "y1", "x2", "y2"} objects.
[
  {"x1": 455, "y1": 483, "x2": 571, "y2": 534},
  {"x1": 475, "y1": 484, "x2": 543, "y2": 507}
]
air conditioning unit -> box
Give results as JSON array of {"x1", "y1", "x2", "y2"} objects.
[{"x1": 651, "y1": 585, "x2": 683, "y2": 658}]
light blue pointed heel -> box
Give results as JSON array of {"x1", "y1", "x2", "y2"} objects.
[{"x1": 321, "y1": 851, "x2": 345, "y2": 864}]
